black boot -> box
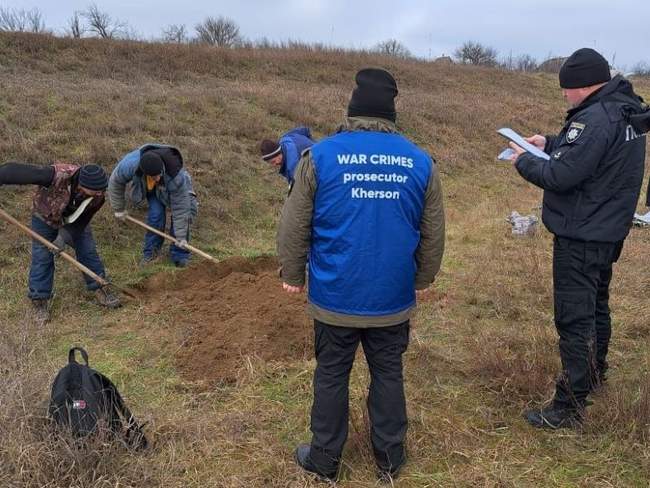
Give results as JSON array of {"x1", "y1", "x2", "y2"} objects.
[
  {"x1": 376, "y1": 449, "x2": 406, "y2": 483},
  {"x1": 31, "y1": 298, "x2": 50, "y2": 325},
  {"x1": 377, "y1": 462, "x2": 405, "y2": 483},
  {"x1": 524, "y1": 403, "x2": 583, "y2": 429},
  {"x1": 294, "y1": 444, "x2": 338, "y2": 482}
]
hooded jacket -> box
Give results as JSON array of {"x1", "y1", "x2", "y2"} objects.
[
  {"x1": 108, "y1": 144, "x2": 198, "y2": 240},
  {"x1": 516, "y1": 76, "x2": 647, "y2": 242},
  {"x1": 278, "y1": 127, "x2": 315, "y2": 184}
]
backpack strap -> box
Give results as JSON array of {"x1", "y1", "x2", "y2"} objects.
[
  {"x1": 68, "y1": 347, "x2": 89, "y2": 365},
  {"x1": 99, "y1": 373, "x2": 148, "y2": 450},
  {"x1": 116, "y1": 389, "x2": 148, "y2": 450}
]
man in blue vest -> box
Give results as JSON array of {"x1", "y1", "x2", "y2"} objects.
[
  {"x1": 278, "y1": 68, "x2": 445, "y2": 482},
  {"x1": 108, "y1": 145, "x2": 198, "y2": 267},
  {"x1": 260, "y1": 127, "x2": 315, "y2": 184}
]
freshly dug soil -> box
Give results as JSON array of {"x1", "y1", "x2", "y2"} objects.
[{"x1": 138, "y1": 256, "x2": 312, "y2": 384}]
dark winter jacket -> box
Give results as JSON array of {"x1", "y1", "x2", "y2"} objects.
[{"x1": 516, "y1": 76, "x2": 647, "y2": 242}]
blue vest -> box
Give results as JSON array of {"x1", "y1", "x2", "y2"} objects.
[{"x1": 308, "y1": 130, "x2": 432, "y2": 316}]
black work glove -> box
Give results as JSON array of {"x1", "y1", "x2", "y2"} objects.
[{"x1": 52, "y1": 229, "x2": 73, "y2": 255}]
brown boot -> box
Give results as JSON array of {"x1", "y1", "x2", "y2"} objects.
[
  {"x1": 95, "y1": 288, "x2": 122, "y2": 309},
  {"x1": 31, "y1": 299, "x2": 50, "y2": 324}
]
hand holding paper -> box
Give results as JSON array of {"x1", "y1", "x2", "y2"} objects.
[{"x1": 497, "y1": 128, "x2": 550, "y2": 161}]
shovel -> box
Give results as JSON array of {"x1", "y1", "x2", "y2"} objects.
[
  {"x1": 123, "y1": 214, "x2": 219, "y2": 265},
  {"x1": 0, "y1": 207, "x2": 136, "y2": 299}
]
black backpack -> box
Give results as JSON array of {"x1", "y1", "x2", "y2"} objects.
[{"x1": 48, "y1": 347, "x2": 148, "y2": 450}]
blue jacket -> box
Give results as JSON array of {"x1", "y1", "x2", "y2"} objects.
[
  {"x1": 279, "y1": 127, "x2": 314, "y2": 183},
  {"x1": 108, "y1": 144, "x2": 198, "y2": 239},
  {"x1": 516, "y1": 76, "x2": 646, "y2": 243},
  {"x1": 308, "y1": 129, "x2": 432, "y2": 316}
]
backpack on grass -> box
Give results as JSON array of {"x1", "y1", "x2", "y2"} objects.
[{"x1": 48, "y1": 347, "x2": 148, "y2": 450}]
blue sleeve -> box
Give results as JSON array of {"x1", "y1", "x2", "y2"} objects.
[
  {"x1": 108, "y1": 149, "x2": 141, "y2": 211},
  {"x1": 285, "y1": 127, "x2": 312, "y2": 140}
]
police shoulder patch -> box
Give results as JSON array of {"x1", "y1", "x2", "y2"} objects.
[{"x1": 566, "y1": 122, "x2": 586, "y2": 143}]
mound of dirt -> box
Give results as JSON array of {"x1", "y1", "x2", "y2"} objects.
[{"x1": 138, "y1": 256, "x2": 312, "y2": 384}]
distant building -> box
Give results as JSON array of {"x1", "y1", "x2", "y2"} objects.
[
  {"x1": 538, "y1": 57, "x2": 567, "y2": 73},
  {"x1": 434, "y1": 55, "x2": 454, "y2": 65}
]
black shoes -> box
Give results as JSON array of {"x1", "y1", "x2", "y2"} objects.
[
  {"x1": 294, "y1": 444, "x2": 338, "y2": 482},
  {"x1": 95, "y1": 288, "x2": 122, "y2": 309},
  {"x1": 524, "y1": 404, "x2": 583, "y2": 429},
  {"x1": 375, "y1": 449, "x2": 406, "y2": 483},
  {"x1": 377, "y1": 462, "x2": 404, "y2": 483},
  {"x1": 294, "y1": 443, "x2": 406, "y2": 483}
]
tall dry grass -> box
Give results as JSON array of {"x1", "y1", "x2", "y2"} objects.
[{"x1": 0, "y1": 30, "x2": 649, "y2": 487}]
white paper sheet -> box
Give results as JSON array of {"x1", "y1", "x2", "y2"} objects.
[{"x1": 497, "y1": 128, "x2": 551, "y2": 161}]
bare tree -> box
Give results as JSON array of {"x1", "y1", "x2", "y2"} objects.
[
  {"x1": 631, "y1": 61, "x2": 650, "y2": 77},
  {"x1": 162, "y1": 24, "x2": 187, "y2": 43},
  {"x1": 26, "y1": 8, "x2": 45, "y2": 33},
  {"x1": 254, "y1": 36, "x2": 275, "y2": 49},
  {"x1": 194, "y1": 16, "x2": 241, "y2": 47},
  {"x1": 454, "y1": 41, "x2": 498, "y2": 66},
  {"x1": 374, "y1": 39, "x2": 412, "y2": 58},
  {"x1": 121, "y1": 26, "x2": 141, "y2": 41},
  {"x1": 66, "y1": 11, "x2": 85, "y2": 38},
  {"x1": 515, "y1": 54, "x2": 538, "y2": 72},
  {"x1": 0, "y1": 7, "x2": 46, "y2": 33},
  {"x1": 0, "y1": 7, "x2": 26, "y2": 31},
  {"x1": 81, "y1": 4, "x2": 126, "y2": 39}
]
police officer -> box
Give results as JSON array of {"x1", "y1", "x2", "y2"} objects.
[
  {"x1": 510, "y1": 48, "x2": 648, "y2": 428},
  {"x1": 278, "y1": 68, "x2": 445, "y2": 481}
]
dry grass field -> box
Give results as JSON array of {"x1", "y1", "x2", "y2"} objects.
[{"x1": 1, "y1": 32, "x2": 649, "y2": 487}]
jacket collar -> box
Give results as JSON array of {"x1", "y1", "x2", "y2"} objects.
[
  {"x1": 566, "y1": 75, "x2": 640, "y2": 119},
  {"x1": 339, "y1": 116, "x2": 398, "y2": 134}
]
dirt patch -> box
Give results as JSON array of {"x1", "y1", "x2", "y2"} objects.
[{"x1": 137, "y1": 256, "x2": 312, "y2": 384}]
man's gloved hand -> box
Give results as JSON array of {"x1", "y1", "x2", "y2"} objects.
[
  {"x1": 176, "y1": 239, "x2": 188, "y2": 249},
  {"x1": 114, "y1": 211, "x2": 128, "y2": 221},
  {"x1": 52, "y1": 231, "x2": 72, "y2": 255}
]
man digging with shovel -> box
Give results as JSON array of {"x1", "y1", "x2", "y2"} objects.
[
  {"x1": 108, "y1": 144, "x2": 198, "y2": 268},
  {"x1": 0, "y1": 161, "x2": 121, "y2": 324}
]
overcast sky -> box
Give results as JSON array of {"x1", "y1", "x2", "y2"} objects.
[{"x1": 3, "y1": 0, "x2": 649, "y2": 69}]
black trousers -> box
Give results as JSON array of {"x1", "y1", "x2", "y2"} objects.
[
  {"x1": 308, "y1": 319, "x2": 409, "y2": 472},
  {"x1": 552, "y1": 237, "x2": 623, "y2": 408}
]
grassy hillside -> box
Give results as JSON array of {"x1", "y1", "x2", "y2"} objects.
[{"x1": 1, "y1": 32, "x2": 649, "y2": 487}]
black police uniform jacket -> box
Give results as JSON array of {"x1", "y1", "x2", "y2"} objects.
[{"x1": 516, "y1": 75, "x2": 647, "y2": 243}]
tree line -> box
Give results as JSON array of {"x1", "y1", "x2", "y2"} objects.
[{"x1": 1, "y1": 4, "x2": 648, "y2": 76}]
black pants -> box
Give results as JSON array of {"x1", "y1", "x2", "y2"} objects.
[
  {"x1": 552, "y1": 237, "x2": 623, "y2": 408},
  {"x1": 309, "y1": 319, "x2": 409, "y2": 472}
]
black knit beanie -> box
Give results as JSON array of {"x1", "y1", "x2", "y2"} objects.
[
  {"x1": 260, "y1": 139, "x2": 281, "y2": 161},
  {"x1": 78, "y1": 164, "x2": 108, "y2": 191},
  {"x1": 139, "y1": 151, "x2": 164, "y2": 176},
  {"x1": 347, "y1": 68, "x2": 398, "y2": 122},
  {"x1": 559, "y1": 48, "x2": 611, "y2": 89}
]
